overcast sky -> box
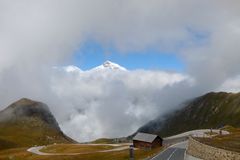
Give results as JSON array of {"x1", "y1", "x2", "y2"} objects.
[{"x1": 0, "y1": 0, "x2": 240, "y2": 141}]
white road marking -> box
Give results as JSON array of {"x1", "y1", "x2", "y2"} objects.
[{"x1": 167, "y1": 148, "x2": 177, "y2": 160}]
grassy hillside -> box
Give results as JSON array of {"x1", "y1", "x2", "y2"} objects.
[
  {"x1": 138, "y1": 92, "x2": 240, "y2": 137},
  {"x1": 0, "y1": 98, "x2": 74, "y2": 150}
]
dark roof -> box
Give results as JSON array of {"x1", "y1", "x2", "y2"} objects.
[{"x1": 133, "y1": 132, "x2": 161, "y2": 143}]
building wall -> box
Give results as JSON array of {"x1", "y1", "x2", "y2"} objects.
[
  {"x1": 187, "y1": 137, "x2": 240, "y2": 160},
  {"x1": 133, "y1": 140, "x2": 152, "y2": 149},
  {"x1": 152, "y1": 137, "x2": 162, "y2": 147},
  {"x1": 133, "y1": 138, "x2": 162, "y2": 149}
]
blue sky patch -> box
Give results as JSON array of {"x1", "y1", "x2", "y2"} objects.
[{"x1": 72, "y1": 40, "x2": 185, "y2": 72}]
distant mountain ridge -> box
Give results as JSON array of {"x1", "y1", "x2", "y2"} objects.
[
  {"x1": 0, "y1": 98, "x2": 74, "y2": 150},
  {"x1": 61, "y1": 60, "x2": 127, "y2": 73},
  {"x1": 138, "y1": 92, "x2": 240, "y2": 137}
]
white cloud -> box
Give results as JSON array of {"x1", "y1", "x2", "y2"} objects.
[
  {"x1": 51, "y1": 66, "x2": 192, "y2": 141},
  {"x1": 218, "y1": 75, "x2": 240, "y2": 93}
]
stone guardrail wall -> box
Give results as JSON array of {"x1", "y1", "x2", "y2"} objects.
[{"x1": 187, "y1": 137, "x2": 240, "y2": 160}]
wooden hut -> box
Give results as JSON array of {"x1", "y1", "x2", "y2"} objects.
[{"x1": 133, "y1": 132, "x2": 162, "y2": 149}]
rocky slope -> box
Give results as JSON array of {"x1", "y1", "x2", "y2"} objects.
[
  {"x1": 138, "y1": 92, "x2": 240, "y2": 137},
  {"x1": 0, "y1": 98, "x2": 74, "y2": 150}
]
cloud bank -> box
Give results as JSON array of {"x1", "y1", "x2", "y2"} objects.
[
  {"x1": 0, "y1": 0, "x2": 240, "y2": 141},
  {"x1": 51, "y1": 66, "x2": 192, "y2": 141}
]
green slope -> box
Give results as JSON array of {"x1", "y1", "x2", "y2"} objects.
[{"x1": 138, "y1": 92, "x2": 240, "y2": 137}]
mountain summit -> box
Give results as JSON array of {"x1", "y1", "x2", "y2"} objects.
[
  {"x1": 0, "y1": 98, "x2": 74, "y2": 150},
  {"x1": 0, "y1": 98, "x2": 60, "y2": 130},
  {"x1": 92, "y1": 60, "x2": 127, "y2": 71}
]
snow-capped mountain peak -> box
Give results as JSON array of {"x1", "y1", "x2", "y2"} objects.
[{"x1": 92, "y1": 61, "x2": 127, "y2": 71}]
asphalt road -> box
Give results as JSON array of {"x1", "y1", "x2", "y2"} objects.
[{"x1": 151, "y1": 141, "x2": 187, "y2": 160}]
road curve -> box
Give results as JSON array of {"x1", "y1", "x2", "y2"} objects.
[
  {"x1": 27, "y1": 144, "x2": 129, "y2": 156},
  {"x1": 150, "y1": 141, "x2": 187, "y2": 160},
  {"x1": 164, "y1": 129, "x2": 229, "y2": 140}
]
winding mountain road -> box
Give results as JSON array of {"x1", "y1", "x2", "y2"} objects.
[
  {"x1": 27, "y1": 129, "x2": 228, "y2": 159},
  {"x1": 27, "y1": 144, "x2": 130, "y2": 156}
]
